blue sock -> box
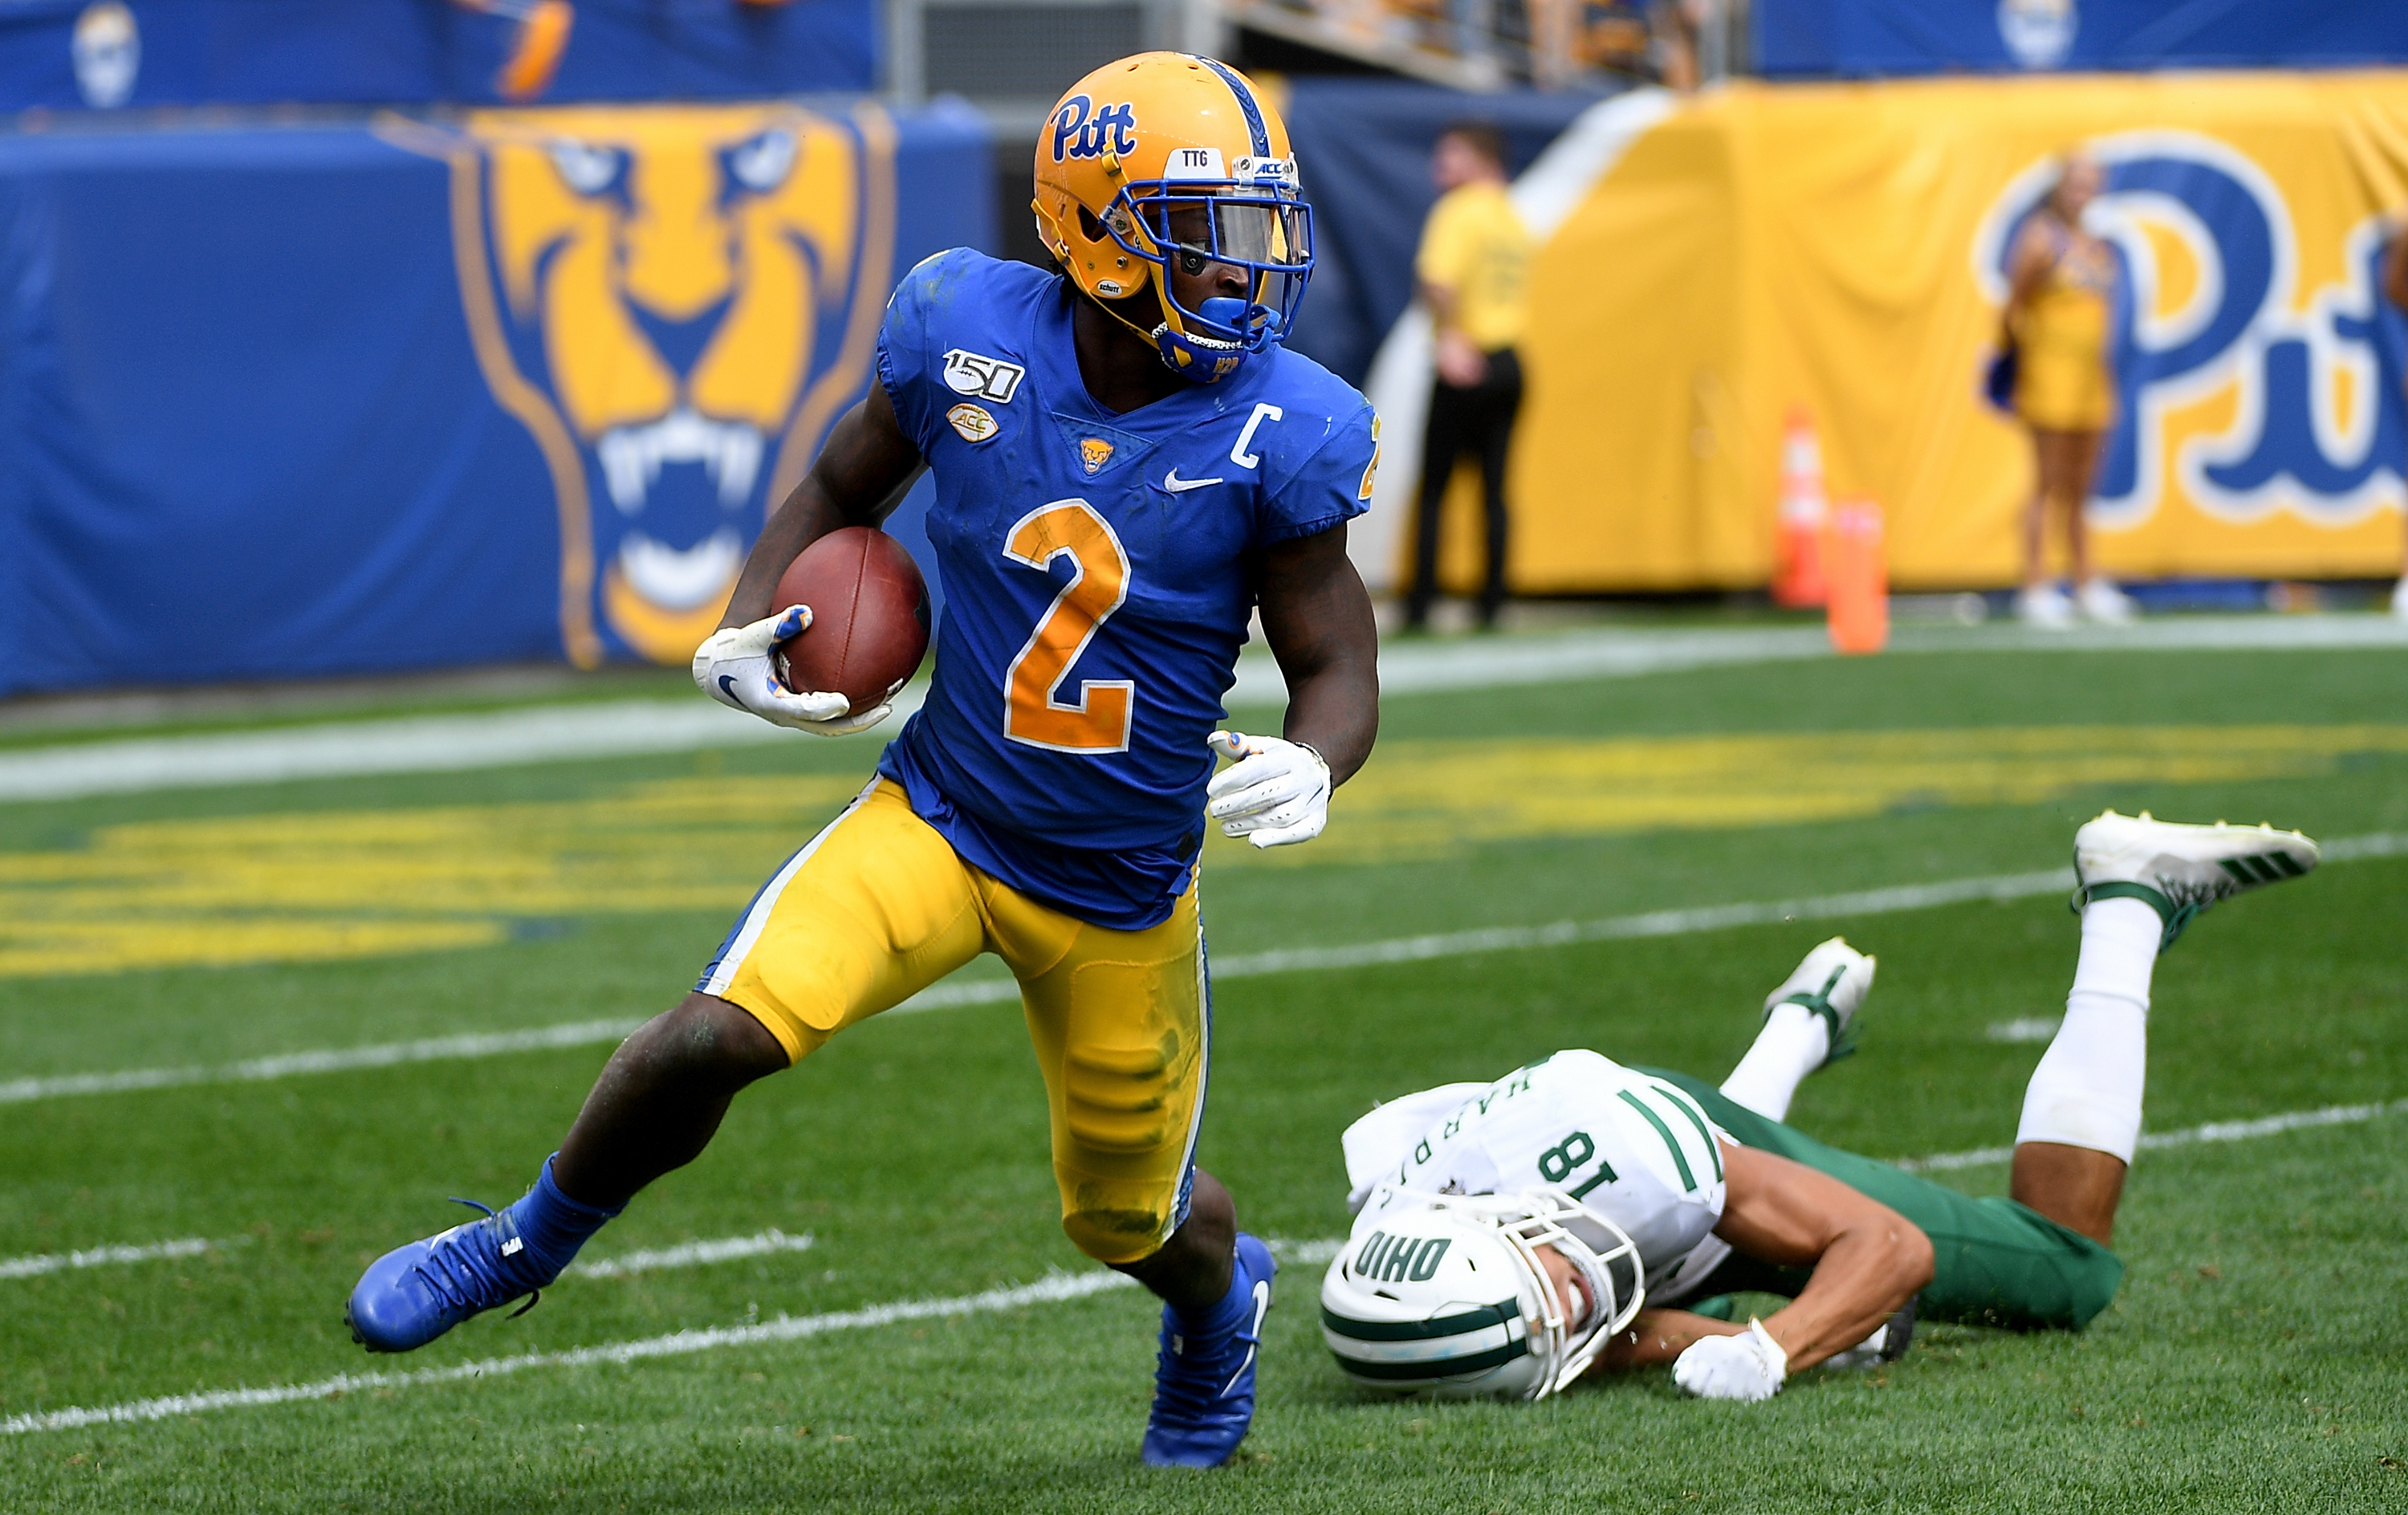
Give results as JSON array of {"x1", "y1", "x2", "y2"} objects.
[
  {"x1": 1170, "y1": 1249, "x2": 1250, "y2": 1345},
  {"x1": 508, "y1": 1154, "x2": 623, "y2": 1281}
]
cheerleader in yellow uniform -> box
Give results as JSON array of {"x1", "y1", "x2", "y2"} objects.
[{"x1": 2005, "y1": 153, "x2": 2136, "y2": 627}]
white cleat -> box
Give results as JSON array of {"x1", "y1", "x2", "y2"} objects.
[
  {"x1": 2072, "y1": 809, "x2": 2319, "y2": 949},
  {"x1": 2076, "y1": 577, "x2": 2138, "y2": 624},
  {"x1": 2015, "y1": 584, "x2": 2076, "y2": 629},
  {"x1": 1762, "y1": 936, "x2": 1876, "y2": 1068}
]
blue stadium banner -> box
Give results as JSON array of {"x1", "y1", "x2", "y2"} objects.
[
  {"x1": 0, "y1": 0, "x2": 877, "y2": 112},
  {"x1": 0, "y1": 101, "x2": 992, "y2": 698},
  {"x1": 1756, "y1": 0, "x2": 2406, "y2": 79}
]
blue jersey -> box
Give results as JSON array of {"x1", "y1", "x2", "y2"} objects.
[{"x1": 872, "y1": 249, "x2": 1377, "y2": 930}]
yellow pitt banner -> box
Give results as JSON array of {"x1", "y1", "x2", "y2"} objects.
[{"x1": 1515, "y1": 73, "x2": 2408, "y2": 590}]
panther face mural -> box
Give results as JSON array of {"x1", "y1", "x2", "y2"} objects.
[{"x1": 451, "y1": 104, "x2": 894, "y2": 665}]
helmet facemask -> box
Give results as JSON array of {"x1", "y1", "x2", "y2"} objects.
[
  {"x1": 1469, "y1": 1190, "x2": 1646, "y2": 1399},
  {"x1": 1098, "y1": 157, "x2": 1314, "y2": 382}
]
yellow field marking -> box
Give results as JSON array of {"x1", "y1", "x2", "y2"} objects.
[
  {"x1": 1218, "y1": 723, "x2": 2408, "y2": 867},
  {"x1": 6, "y1": 725, "x2": 2403, "y2": 979}
]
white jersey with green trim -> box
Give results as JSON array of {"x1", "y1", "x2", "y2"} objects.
[{"x1": 1343, "y1": 1050, "x2": 1735, "y2": 1301}]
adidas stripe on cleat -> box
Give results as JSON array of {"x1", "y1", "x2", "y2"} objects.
[
  {"x1": 1762, "y1": 936, "x2": 1876, "y2": 1069},
  {"x1": 2070, "y1": 809, "x2": 2318, "y2": 949}
]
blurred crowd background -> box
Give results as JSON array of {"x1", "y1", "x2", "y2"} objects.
[{"x1": 1, "y1": 0, "x2": 2404, "y2": 700}]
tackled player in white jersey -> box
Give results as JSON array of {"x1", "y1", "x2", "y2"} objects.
[{"x1": 1320, "y1": 809, "x2": 2318, "y2": 1402}]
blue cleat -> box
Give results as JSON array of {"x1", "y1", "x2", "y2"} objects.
[
  {"x1": 345, "y1": 1197, "x2": 556, "y2": 1353},
  {"x1": 1142, "y1": 1232, "x2": 1275, "y2": 1468}
]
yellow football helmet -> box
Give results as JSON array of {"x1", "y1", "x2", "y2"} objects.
[{"x1": 1032, "y1": 52, "x2": 1314, "y2": 383}]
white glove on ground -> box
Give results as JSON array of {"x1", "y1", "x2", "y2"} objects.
[
  {"x1": 1205, "y1": 731, "x2": 1332, "y2": 849},
  {"x1": 691, "y1": 607, "x2": 892, "y2": 737},
  {"x1": 1672, "y1": 1318, "x2": 1788, "y2": 1403}
]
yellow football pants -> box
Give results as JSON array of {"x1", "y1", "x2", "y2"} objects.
[{"x1": 698, "y1": 780, "x2": 1208, "y2": 1265}]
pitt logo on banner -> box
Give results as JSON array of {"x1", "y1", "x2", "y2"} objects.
[
  {"x1": 436, "y1": 104, "x2": 897, "y2": 666},
  {"x1": 1973, "y1": 130, "x2": 2408, "y2": 533}
]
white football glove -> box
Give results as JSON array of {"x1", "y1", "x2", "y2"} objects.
[
  {"x1": 1672, "y1": 1318, "x2": 1788, "y2": 1403},
  {"x1": 1205, "y1": 731, "x2": 1332, "y2": 849},
  {"x1": 691, "y1": 606, "x2": 893, "y2": 737}
]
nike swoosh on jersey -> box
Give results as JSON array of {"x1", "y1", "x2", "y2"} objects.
[{"x1": 1163, "y1": 469, "x2": 1226, "y2": 493}]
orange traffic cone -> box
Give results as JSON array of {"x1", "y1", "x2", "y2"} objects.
[
  {"x1": 1771, "y1": 406, "x2": 1828, "y2": 608},
  {"x1": 1826, "y1": 499, "x2": 1888, "y2": 655}
]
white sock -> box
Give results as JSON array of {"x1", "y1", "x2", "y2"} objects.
[
  {"x1": 1720, "y1": 1004, "x2": 1829, "y2": 1123},
  {"x1": 2013, "y1": 896, "x2": 2160, "y2": 1163}
]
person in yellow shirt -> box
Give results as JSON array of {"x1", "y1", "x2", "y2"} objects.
[
  {"x1": 2003, "y1": 151, "x2": 2136, "y2": 628},
  {"x1": 1406, "y1": 123, "x2": 1532, "y2": 631}
]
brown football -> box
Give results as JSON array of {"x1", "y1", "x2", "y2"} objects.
[{"x1": 771, "y1": 526, "x2": 931, "y2": 713}]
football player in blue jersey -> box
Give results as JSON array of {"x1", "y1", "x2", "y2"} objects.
[{"x1": 346, "y1": 52, "x2": 1381, "y2": 1468}]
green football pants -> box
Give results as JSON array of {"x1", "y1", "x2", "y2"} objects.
[{"x1": 1641, "y1": 1069, "x2": 2124, "y2": 1331}]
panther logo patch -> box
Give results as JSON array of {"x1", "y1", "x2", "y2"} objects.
[
  {"x1": 429, "y1": 103, "x2": 897, "y2": 665},
  {"x1": 1080, "y1": 438, "x2": 1115, "y2": 475}
]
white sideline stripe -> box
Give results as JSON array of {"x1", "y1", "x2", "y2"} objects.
[
  {"x1": 9, "y1": 1095, "x2": 2398, "y2": 1436},
  {"x1": 9, "y1": 614, "x2": 2408, "y2": 804},
  {"x1": 12, "y1": 834, "x2": 2405, "y2": 1107},
  {"x1": 570, "y1": 1229, "x2": 815, "y2": 1279},
  {"x1": 0, "y1": 1269, "x2": 1138, "y2": 1436},
  {"x1": 0, "y1": 1236, "x2": 225, "y2": 1281}
]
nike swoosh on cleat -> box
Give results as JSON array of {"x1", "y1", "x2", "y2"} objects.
[
  {"x1": 1218, "y1": 1280, "x2": 1273, "y2": 1395},
  {"x1": 1164, "y1": 470, "x2": 1225, "y2": 493},
  {"x1": 718, "y1": 675, "x2": 739, "y2": 700}
]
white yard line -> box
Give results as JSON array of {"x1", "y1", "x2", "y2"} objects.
[
  {"x1": 6, "y1": 616, "x2": 2405, "y2": 803},
  {"x1": 10, "y1": 835, "x2": 2402, "y2": 1108},
  {"x1": 0, "y1": 1269, "x2": 1137, "y2": 1436},
  {"x1": 0, "y1": 1020, "x2": 645, "y2": 1106},
  {"x1": 1987, "y1": 1018, "x2": 2063, "y2": 1044},
  {"x1": 1897, "y1": 1098, "x2": 2408, "y2": 1173},
  {"x1": 0, "y1": 1228, "x2": 807, "y2": 1292},
  {"x1": 0, "y1": 1236, "x2": 228, "y2": 1281},
  {"x1": 8, "y1": 1095, "x2": 2400, "y2": 1436},
  {"x1": 569, "y1": 1229, "x2": 815, "y2": 1279}
]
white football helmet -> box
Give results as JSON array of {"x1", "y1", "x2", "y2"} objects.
[{"x1": 1320, "y1": 1190, "x2": 1645, "y2": 1401}]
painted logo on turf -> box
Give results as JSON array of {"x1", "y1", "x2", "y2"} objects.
[
  {"x1": 1972, "y1": 129, "x2": 2408, "y2": 532},
  {"x1": 1080, "y1": 438, "x2": 1115, "y2": 475},
  {"x1": 946, "y1": 402, "x2": 999, "y2": 443}
]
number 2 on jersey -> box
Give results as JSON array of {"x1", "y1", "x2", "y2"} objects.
[{"x1": 1002, "y1": 499, "x2": 1135, "y2": 752}]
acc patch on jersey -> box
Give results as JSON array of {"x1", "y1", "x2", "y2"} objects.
[
  {"x1": 942, "y1": 348, "x2": 1025, "y2": 403},
  {"x1": 946, "y1": 402, "x2": 999, "y2": 442},
  {"x1": 1080, "y1": 437, "x2": 1115, "y2": 474}
]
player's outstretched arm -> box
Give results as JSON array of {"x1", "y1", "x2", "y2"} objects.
[
  {"x1": 1207, "y1": 523, "x2": 1379, "y2": 849},
  {"x1": 693, "y1": 388, "x2": 925, "y2": 733},
  {"x1": 1707, "y1": 1143, "x2": 1933, "y2": 1378}
]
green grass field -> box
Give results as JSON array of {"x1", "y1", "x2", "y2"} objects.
[{"x1": 5, "y1": 640, "x2": 2407, "y2": 1512}]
